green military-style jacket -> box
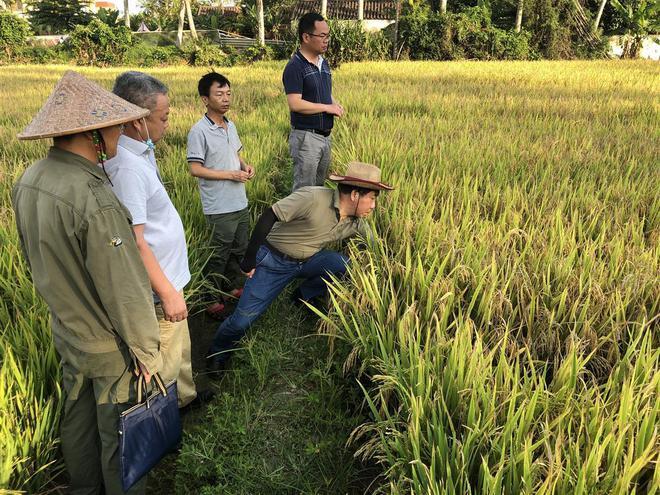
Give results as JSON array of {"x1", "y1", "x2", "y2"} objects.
[{"x1": 12, "y1": 147, "x2": 162, "y2": 400}]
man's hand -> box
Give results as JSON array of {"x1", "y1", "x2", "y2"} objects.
[
  {"x1": 243, "y1": 165, "x2": 255, "y2": 179},
  {"x1": 325, "y1": 103, "x2": 344, "y2": 117},
  {"x1": 160, "y1": 289, "x2": 188, "y2": 323},
  {"x1": 137, "y1": 360, "x2": 152, "y2": 384},
  {"x1": 243, "y1": 268, "x2": 256, "y2": 279},
  {"x1": 230, "y1": 170, "x2": 250, "y2": 183}
]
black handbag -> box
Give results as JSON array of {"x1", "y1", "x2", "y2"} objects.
[{"x1": 118, "y1": 372, "x2": 181, "y2": 491}]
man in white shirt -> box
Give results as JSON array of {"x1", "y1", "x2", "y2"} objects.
[{"x1": 106, "y1": 71, "x2": 212, "y2": 410}]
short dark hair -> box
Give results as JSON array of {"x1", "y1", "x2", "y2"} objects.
[
  {"x1": 198, "y1": 72, "x2": 231, "y2": 97},
  {"x1": 113, "y1": 71, "x2": 168, "y2": 111},
  {"x1": 337, "y1": 183, "x2": 380, "y2": 197},
  {"x1": 298, "y1": 12, "x2": 325, "y2": 42}
]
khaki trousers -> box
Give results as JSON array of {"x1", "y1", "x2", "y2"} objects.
[{"x1": 154, "y1": 298, "x2": 196, "y2": 407}]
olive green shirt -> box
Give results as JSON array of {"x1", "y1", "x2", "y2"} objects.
[
  {"x1": 12, "y1": 147, "x2": 162, "y2": 386},
  {"x1": 267, "y1": 187, "x2": 372, "y2": 260}
]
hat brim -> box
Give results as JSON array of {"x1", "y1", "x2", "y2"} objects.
[
  {"x1": 328, "y1": 174, "x2": 394, "y2": 191},
  {"x1": 17, "y1": 111, "x2": 149, "y2": 140}
]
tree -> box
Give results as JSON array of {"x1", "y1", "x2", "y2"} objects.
[
  {"x1": 139, "y1": 0, "x2": 179, "y2": 31},
  {"x1": 0, "y1": 11, "x2": 31, "y2": 57},
  {"x1": 515, "y1": 0, "x2": 523, "y2": 31},
  {"x1": 176, "y1": 0, "x2": 197, "y2": 47},
  {"x1": 610, "y1": 0, "x2": 659, "y2": 57},
  {"x1": 392, "y1": 0, "x2": 401, "y2": 58},
  {"x1": 124, "y1": 0, "x2": 130, "y2": 27},
  {"x1": 256, "y1": 0, "x2": 264, "y2": 45},
  {"x1": 185, "y1": 0, "x2": 197, "y2": 39},
  {"x1": 28, "y1": 0, "x2": 92, "y2": 34},
  {"x1": 593, "y1": 0, "x2": 607, "y2": 30},
  {"x1": 176, "y1": 0, "x2": 185, "y2": 46}
]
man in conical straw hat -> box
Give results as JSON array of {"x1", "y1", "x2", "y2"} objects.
[
  {"x1": 207, "y1": 161, "x2": 393, "y2": 374},
  {"x1": 12, "y1": 71, "x2": 162, "y2": 494}
]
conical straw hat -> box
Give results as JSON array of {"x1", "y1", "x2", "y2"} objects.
[
  {"x1": 329, "y1": 161, "x2": 394, "y2": 191},
  {"x1": 18, "y1": 70, "x2": 150, "y2": 140}
]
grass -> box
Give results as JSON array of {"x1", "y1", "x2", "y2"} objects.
[
  {"x1": 1, "y1": 60, "x2": 659, "y2": 493},
  {"x1": 150, "y1": 299, "x2": 377, "y2": 494}
]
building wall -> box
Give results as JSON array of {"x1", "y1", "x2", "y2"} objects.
[
  {"x1": 363, "y1": 19, "x2": 395, "y2": 32},
  {"x1": 609, "y1": 35, "x2": 660, "y2": 60}
]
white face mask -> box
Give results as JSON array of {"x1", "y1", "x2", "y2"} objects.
[{"x1": 138, "y1": 118, "x2": 155, "y2": 151}]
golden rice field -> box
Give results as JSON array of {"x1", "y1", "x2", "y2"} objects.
[{"x1": 1, "y1": 60, "x2": 659, "y2": 493}]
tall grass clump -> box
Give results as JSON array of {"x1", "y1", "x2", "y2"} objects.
[{"x1": 322, "y1": 60, "x2": 659, "y2": 493}]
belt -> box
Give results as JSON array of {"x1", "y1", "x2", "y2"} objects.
[
  {"x1": 264, "y1": 241, "x2": 307, "y2": 263},
  {"x1": 294, "y1": 128, "x2": 331, "y2": 137}
]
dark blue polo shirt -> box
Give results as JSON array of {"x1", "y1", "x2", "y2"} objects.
[{"x1": 282, "y1": 50, "x2": 333, "y2": 132}]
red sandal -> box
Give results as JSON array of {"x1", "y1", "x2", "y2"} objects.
[{"x1": 205, "y1": 302, "x2": 226, "y2": 320}]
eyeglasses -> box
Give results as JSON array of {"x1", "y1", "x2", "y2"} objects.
[
  {"x1": 305, "y1": 32, "x2": 331, "y2": 40},
  {"x1": 119, "y1": 123, "x2": 125, "y2": 134}
]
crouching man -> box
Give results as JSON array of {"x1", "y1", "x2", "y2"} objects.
[{"x1": 207, "y1": 161, "x2": 393, "y2": 372}]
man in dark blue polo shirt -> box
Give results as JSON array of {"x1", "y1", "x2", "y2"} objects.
[{"x1": 283, "y1": 12, "x2": 345, "y2": 191}]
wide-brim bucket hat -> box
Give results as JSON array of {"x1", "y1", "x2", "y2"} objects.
[
  {"x1": 329, "y1": 161, "x2": 394, "y2": 191},
  {"x1": 18, "y1": 70, "x2": 150, "y2": 140}
]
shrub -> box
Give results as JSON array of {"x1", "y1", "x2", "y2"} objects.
[
  {"x1": 182, "y1": 39, "x2": 230, "y2": 67},
  {"x1": 124, "y1": 43, "x2": 185, "y2": 67},
  {"x1": 399, "y1": 8, "x2": 455, "y2": 60},
  {"x1": 66, "y1": 18, "x2": 133, "y2": 66},
  {"x1": 233, "y1": 44, "x2": 274, "y2": 64},
  {"x1": 0, "y1": 12, "x2": 31, "y2": 60},
  {"x1": 399, "y1": 7, "x2": 533, "y2": 60},
  {"x1": 326, "y1": 20, "x2": 392, "y2": 66},
  {"x1": 11, "y1": 44, "x2": 70, "y2": 64}
]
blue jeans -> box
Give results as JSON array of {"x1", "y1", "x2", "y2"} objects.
[{"x1": 208, "y1": 245, "x2": 349, "y2": 364}]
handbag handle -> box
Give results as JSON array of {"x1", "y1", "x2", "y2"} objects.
[{"x1": 135, "y1": 369, "x2": 168, "y2": 407}]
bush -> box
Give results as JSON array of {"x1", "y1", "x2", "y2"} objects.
[
  {"x1": 0, "y1": 12, "x2": 31, "y2": 60},
  {"x1": 233, "y1": 44, "x2": 274, "y2": 64},
  {"x1": 66, "y1": 18, "x2": 133, "y2": 66},
  {"x1": 11, "y1": 44, "x2": 70, "y2": 64},
  {"x1": 399, "y1": 6, "x2": 533, "y2": 60},
  {"x1": 125, "y1": 42, "x2": 186, "y2": 67},
  {"x1": 326, "y1": 20, "x2": 392, "y2": 66},
  {"x1": 399, "y1": 8, "x2": 455, "y2": 60},
  {"x1": 182, "y1": 39, "x2": 230, "y2": 67}
]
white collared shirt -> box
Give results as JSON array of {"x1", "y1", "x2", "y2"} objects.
[{"x1": 105, "y1": 135, "x2": 191, "y2": 293}]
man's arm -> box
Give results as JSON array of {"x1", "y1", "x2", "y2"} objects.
[
  {"x1": 187, "y1": 126, "x2": 249, "y2": 182},
  {"x1": 286, "y1": 94, "x2": 344, "y2": 117},
  {"x1": 239, "y1": 207, "x2": 280, "y2": 278},
  {"x1": 132, "y1": 224, "x2": 187, "y2": 323},
  {"x1": 189, "y1": 161, "x2": 250, "y2": 182},
  {"x1": 85, "y1": 208, "x2": 162, "y2": 377}
]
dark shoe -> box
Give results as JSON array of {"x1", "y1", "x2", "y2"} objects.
[
  {"x1": 291, "y1": 288, "x2": 326, "y2": 316},
  {"x1": 205, "y1": 355, "x2": 230, "y2": 379},
  {"x1": 290, "y1": 287, "x2": 304, "y2": 305},
  {"x1": 180, "y1": 389, "x2": 216, "y2": 416}
]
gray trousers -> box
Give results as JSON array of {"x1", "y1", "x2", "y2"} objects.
[
  {"x1": 289, "y1": 129, "x2": 332, "y2": 191},
  {"x1": 206, "y1": 207, "x2": 250, "y2": 293}
]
